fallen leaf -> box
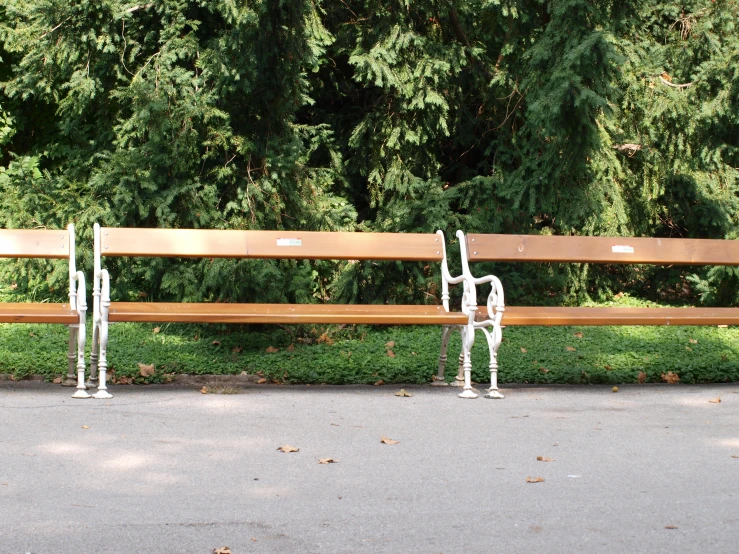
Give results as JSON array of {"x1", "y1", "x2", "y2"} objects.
[
  {"x1": 661, "y1": 372, "x2": 680, "y2": 384},
  {"x1": 536, "y1": 456, "x2": 554, "y2": 462},
  {"x1": 604, "y1": 364, "x2": 613, "y2": 371},
  {"x1": 277, "y1": 445, "x2": 299, "y2": 453},
  {"x1": 614, "y1": 292, "x2": 624, "y2": 299},
  {"x1": 265, "y1": 346, "x2": 279, "y2": 353},
  {"x1": 689, "y1": 338, "x2": 697, "y2": 344},
  {"x1": 287, "y1": 343, "x2": 295, "y2": 352},
  {"x1": 231, "y1": 346, "x2": 243, "y2": 353},
  {"x1": 257, "y1": 378, "x2": 268, "y2": 384},
  {"x1": 138, "y1": 363, "x2": 155, "y2": 377},
  {"x1": 539, "y1": 367, "x2": 549, "y2": 374},
  {"x1": 411, "y1": 351, "x2": 417, "y2": 356},
  {"x1": 574, "y1": 332, "x2": 583, "y2": 339},
  {"x1": 380, "y1": 436, "x2": 399, "y2": 445},
  {"x1": 661, "y1": 71, "x2": 672, "y2": 82},
  {"x1": 10, "y1": 283, "x2": 17, "y2": 290},
  {"x1": 52, "y1": 377, "x2": 62, "y2": 384},
  {"x1": 717, "y1": 324, "x2": 728, "y2": 328},
  {"x1": 638, "y1": 371, "x2": 647, "y2": 384},
  {"x1": 374, "y1": 380, "x2": 384, "y2": 386},
  {"x1": 317, "y1": 333, "x2": 334, "y2": 345},
  {"x1": 395, "y1": 389, "x2": 413, "y2": 397},
  {"x1": 387, "y1": 350, "x2": 396, "y2": 358},
  {"x1": 153, "y1": 327, "x2": 161, "y2": 334},
  {"x1": 731, "y1": 455, "x2": 738, "y2": 459},
  {"x1": 520, "y1": 347, "x2": 528, "y2": 353},
  {"x1": 612, "y1": 386, "x2": 619, "y2": 393},
  {"x1": 664, "y1": 526, "x2": 678, "y2": 530},
  {"x1": 566, "y1": 346, "x2": 576, "y2": 352},
  {"x1": 82, "y1": 425, "x2": 89, "y2": 429},
  {"x1": 385, "y1": 341, "x2": 396, "y2": 348},
  {"x1": 318, "y1": 458, "x2": 338, "y2": 464},
  {"x1": 29, "y1": 331, "x2": 36, "y2": 337},
  {"x1": 212, "y1": 340, "x2": 221, "y2": 346},
  {"x1": 708, "y1": 397, "x2": 721, "y2": 404},
  {"x1": 526, "y1": 476, "x2": 545, "y2": 483},
  {"x1": 117, "y1": 376, "x2": 133, "y2": 385},
  {"x1": 685, "y1": 346, "x2": 692, "y2": 351},
  {"x1": 251, "y1": 538, "x2": 257, "y2": 542},
  {"x1": 200, "y1": 386, "x2": 208, "y2": 394},
  {"x1": 212, "y1": 548, "x2": 232, "y2": 554},
  {"x1": 194, "y1": 334, "x2": 199, "y2": 341}
]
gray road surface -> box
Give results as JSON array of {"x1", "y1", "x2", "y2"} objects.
[{"x1": 1, "y1": 381, "x2": 738, "y2": 554}]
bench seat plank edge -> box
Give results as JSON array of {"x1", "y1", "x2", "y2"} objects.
[
  {"x1": 108, "y1": 302, "x2": 468, "y2": 325},
  {"x1": 499, "y1": 306, "x2": 739, "y2": 326},
  {"x1": 0, "y1": 303, "x2": 79, "y2": 324}
]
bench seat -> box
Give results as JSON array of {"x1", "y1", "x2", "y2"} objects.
[
  {"x1": 497, "y1": 306, "x2": 739, "y2": 326},
  {"x1": 0, "y1": 303, "x2": 79, "y2": 324},
  {"x1": 108, "y1": 302, "x2": 468, "y2": 325}
]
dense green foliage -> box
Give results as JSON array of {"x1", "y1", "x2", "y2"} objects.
[{"x1": 1, "y1": 1, "x2": 738, "y2": 304}]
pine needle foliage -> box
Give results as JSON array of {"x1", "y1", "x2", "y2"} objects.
[{"x1": 1, "y1": 0, "x2": 738, "y2": 306}]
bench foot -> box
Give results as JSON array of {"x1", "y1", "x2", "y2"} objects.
[
  {"x1": 93, "y1": 390, "x2": 113, "y2": 399},
  {"x1": 72, "y1": 389, "x2": 91, "y2": 399},
  {"x1": 61, "y1": 377, "x2": 78, "y2": 387},
  {"x1": 458, "y1": 389, "x2": 478, "y2": 399},
  {"x1": 430, "y1": 380, "x2": 449, "y2": 387},
  {"x1": 85, "y1": 378, "x2": 98, "y2": 389},
  {"x1": 484, "y1": 389, "x2": 505, "y2": 399}
]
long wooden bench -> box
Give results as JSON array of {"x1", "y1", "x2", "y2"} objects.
[
  {"x1": 458, "y1": 232, "x2": 739, "y2": 399},
  {"x1": 0, "y1": 225, "x2": 88, "y2": 397},
  {"x1": 87, "y1": 224, "x2": 476, "y2": 398}
]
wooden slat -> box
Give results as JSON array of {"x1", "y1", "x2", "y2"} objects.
[
  {"x1": 497, "y1": 306, "x2": 739, "y2": 326},
  {"x1": 0, "y1": 303, "x2": 78, "y2": 324},
  {"x1": 244, "y1": 231, "x2": 444, "y2": 261},
  {"x1": 100, "y1": 228, "x2": 248, "y2": 257},
  {"x1": 0, "y1": 229, "x2": 69, "y2": 259},
  {"x1": 108, "y1": 302, "x2": 467, "y2": 325},
  {"x1": 466, "y1": 234, "x2": 739, "y2": 265},
  {"x1": 101, "y1": 228, "x2": 444, "y2": 261}
]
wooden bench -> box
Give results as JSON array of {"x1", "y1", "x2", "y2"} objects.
[
  {"x1": 458, "y1": 232, "x2": 739, "y2": 399},
  {"x1": 88, "y1": 224, "x2": 476, "y2": 398},
  {"x1": 0, "y1": 225, "x2": 88, "y2": 397}
]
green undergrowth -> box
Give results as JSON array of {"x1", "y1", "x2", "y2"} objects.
[{"x1": 1, "y1": 314, "x2": 739, "y2": 387}]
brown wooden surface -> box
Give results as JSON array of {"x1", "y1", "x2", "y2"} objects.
[
  {"x1": 496, "y1": 306, "x2": 739, "y2": 326},
  {"x1": 101, "y1": 228, "x2": 444, "y2": 261},
  {"x1": 243, "y1": 230, "x2": 443, "y2": 260},
  {"x1": 466, "y1": 234, "x2": 739, "y2": 265},
  {"x1": 100, "y1": 228, "x2": 249, "y2": 257},
  {"x1": 108, "y1": 302, "x2": 467, "y2": 325},
  {"x1": 0, "y1": 303, "x2": 78, "y2": 324},
  {"x1": 0, "y1": 229, "x2": 69, "y2": 259}
]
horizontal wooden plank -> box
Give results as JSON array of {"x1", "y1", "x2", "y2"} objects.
[
  {"x1": 466, "y1": 234, "x2": 739, "y2": 265},
  {"x1": 108, "y1": 302, "x2": 467, "y2": 325},
  {"x1": 0, "y1": 229, "x2": 69, "y2": 259},
  {"x1": 0, "y1": 303, "x2": 78, "y2": 324},
  {"x1": 496, "y1": 306, "x2": 739, "y2": 326},
  {"x1": 100, "y1": 228, "x2": 444, "y2": 261},
  {"x1": 244, "y1": 231, "x2": 444, "y2": 261},
  {"x1": 100, "y1": 228, "x2": 249, "y2": 257}
]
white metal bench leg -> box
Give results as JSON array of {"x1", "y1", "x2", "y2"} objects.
[
  {"x1": 432, "y1": 325, "x2": 455, "y2": 386},
  {"x1": 480, "y1": 326, "x2": 504, "y2": 399},
  {"x1": 62, "y1": 327, "x2": 78, "y2": 387},
  {"x1": 458, "y1": 326, "x2": 478, "y2": 399},
  {"x1": 92, "y1": 318, "x2": 112, "y2": 399},
  {"x1": 72, "y1": 321, "x2": 90, "y2": 398},
  {"x1": 86, "y1": 323, "x2": 99, "y2": 389}
]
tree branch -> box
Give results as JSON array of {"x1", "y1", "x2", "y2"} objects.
[{"x1": 659, "y1": 76, "x2": 693, "y2": 89}]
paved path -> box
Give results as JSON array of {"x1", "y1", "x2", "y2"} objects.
[{"x1": 1, "y1": 381, "x2": 738, "y2": 553}]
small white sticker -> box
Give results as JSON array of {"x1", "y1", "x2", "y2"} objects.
[
  {"x1": 277, "y1": 238, "x2": 302, "y2": 247},
  {"x1": 611, "y1": 245, "x2": 634, "y2": 254}
]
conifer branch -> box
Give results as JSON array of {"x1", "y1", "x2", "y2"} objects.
[
  {"x1": 125, "y1": 4, "x2": 155, "y2": 14},
  {"x1": 659, "y1": 76, "x2": 693, "y2": 89},
  {"x1": 447, "y1": 6, "x2": 493, "y2": 81},
  {"x1": 39, "y1": 18, "x2": 70, "y2": 40}
]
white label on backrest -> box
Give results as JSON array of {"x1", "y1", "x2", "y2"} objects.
[
  {"x1": 612, "y1": 245, "x2": 634, "y2": 254},
  {"x1": 277, "y1": 238, "x2": 302, "y2": 247}
]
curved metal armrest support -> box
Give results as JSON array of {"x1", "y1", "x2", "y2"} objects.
[
  {"x1": 73, "y1": 271, "x2": 87, "y2": 319},
  {"x1": 100, "y1": 269, "x2": 111, "y2": 323}
]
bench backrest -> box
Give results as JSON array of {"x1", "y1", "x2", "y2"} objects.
[
  {"x1": 97, "y1": 227, "x2": 444, "y2": 261},
  {"x1": 465, "y1": 234, "x2": 739, "y2": 265},
  {"x1": 0, "y1": 229, "x2": 71, "y2": 259}
]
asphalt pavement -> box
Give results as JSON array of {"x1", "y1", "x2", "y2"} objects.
[{"x1": 1, "y1": 380, "x2": 738, "y2": 554}]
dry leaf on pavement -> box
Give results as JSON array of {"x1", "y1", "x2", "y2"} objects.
[
  {"x1": 257, "y1": 378, "x2": 268, "y2": 384},
  {"x1": 277, "y1": 445, "x2": 299, "y2": 453},
  {"x1": 212, "y1": 548, "x2": 232, "y2": 554},
  {"x1": 664, "y1": 526, "x2": 678, "y2": 530},
  {"x1": 52, "y1": 377, "x2": 62, "y2": 384},
  {"x1": 395, "y1": 389, "x2": 412, "y2": 397},
  {"x1": 661, "y1": 372, "x2": 680, "y2": 384},
  {"x1": 526, "y1": 476, "x2": 545, "y2": 483},
  {"x1": 536, "y1": 456, "x2": 554, "y2": 462},
  {"x1": 200, "y1": 386, "x2": 208, "y2": 394},
  {"x1": 138, "y1": 363, "x2": 155, "y2": 377},
  {"x1": 82, "y1": 425, "x2": 90, "y2": 429},
  {"x1": 318, "y1": 458, "x2": 338, "y2": 464},
  {"x1": 380, "y1": 436, "x2": 399, "y2": 445},
  {"x1": 708, "y1": 397, "x2": 721, "y2": 403}
]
